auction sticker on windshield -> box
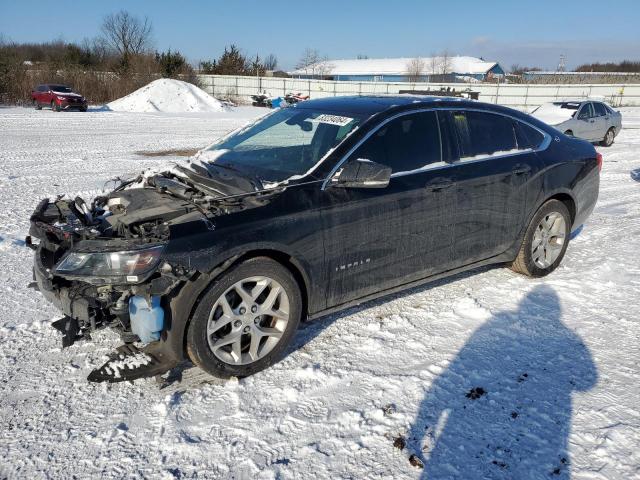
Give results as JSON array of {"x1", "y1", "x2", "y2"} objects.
[{"x1": 313, "y1": 114, "x2": 354, "y2": 127}]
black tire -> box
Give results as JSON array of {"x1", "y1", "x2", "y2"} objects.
[
  {"x1": 600, "y1": 127, "x2": 615, "y2": 147},
  {"x1": 34, "y1": 99, "x2": 42, "y2": 110},
  {"x1": 80, "y1": 106, "x2": 88, "y2": 112},
  {"x1": 511, "y1": 199, "x2": 571, "y2": 277},
  {"x1": 187, "y1": 257, "x2": 302, "y2": 378}
]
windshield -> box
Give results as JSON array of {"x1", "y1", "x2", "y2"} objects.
[
  {"x1": 51, "y1": 85, "x2": 72, "y2": 93},
  {"x1": 554, "y1": 102, "x2": 580, "y2": 110},
  {"x1": 200, "y1": 107, "x2": 365, "y2": 184}
]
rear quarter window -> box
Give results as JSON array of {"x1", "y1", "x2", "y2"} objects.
[
  {"x1": 593, "y1": 102, "x2": 607, "y2": 117},
  {"x1": 514, "y1": 121, "x2": 545, "y2": 149}
]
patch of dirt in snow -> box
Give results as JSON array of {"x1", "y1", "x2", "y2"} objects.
[
  {"x1": 106, "y1": 78, "x2": 227, "y2": 113},
  {"x1": 0, "y1": 107, "x2": 639, "y2": 479}
]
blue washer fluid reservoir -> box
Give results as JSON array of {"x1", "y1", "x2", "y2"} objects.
[{"x1": 129, "y1": 296, "x2": 164, "y2": 344}]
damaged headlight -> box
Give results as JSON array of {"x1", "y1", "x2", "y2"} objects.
[{"x1": 55, "y1": 245, "x2": 164, "y2": 282}]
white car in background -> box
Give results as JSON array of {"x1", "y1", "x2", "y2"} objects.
[{"x1": 532, "y1": 100, "x2": 622, "y2": 146}]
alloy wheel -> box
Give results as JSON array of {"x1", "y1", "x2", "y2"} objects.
[
  {"x1": 605, "y1": 129, "x2": 614, "y2": 146},
  {"x1": 206, "y1": 276, "x2": 290, "y2": 365},
  {"x1": 531, "y1": 212, "x2": 566, "y2": 269}
]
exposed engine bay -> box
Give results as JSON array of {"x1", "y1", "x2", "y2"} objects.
[{"x1": 26, "y1": 166, "x2": 282, "y2": 382}]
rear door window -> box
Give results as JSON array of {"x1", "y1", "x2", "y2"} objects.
[
  {"x1": 578, "y1": 103, "x2": 593, "y2": 119},
  {"x1": 349, "y1": 111, "x2": 443, "y2": 174},
  {"x1": 593, "y1": 102, "x2": 607, "y2": 117},
  {"x1": 451, "y1": 110, "x2": 517, "y2": 160}
]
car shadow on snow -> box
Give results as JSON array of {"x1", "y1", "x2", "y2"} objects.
[{"x1": 406, "y1": 284, "x2": 598, "y2": 479}]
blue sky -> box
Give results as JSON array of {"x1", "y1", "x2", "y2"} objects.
[{"x1": 1, "y1": 0, "x2": 639, "y2": 70}]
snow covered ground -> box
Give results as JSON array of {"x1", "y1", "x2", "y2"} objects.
[{"x1": 0, "y1": 106, "x2": 638, "y2": 479}]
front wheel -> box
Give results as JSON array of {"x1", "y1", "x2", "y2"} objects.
[
  {"x1": 600, "y1": 127, "x2": 615, "y2": 147},
  {"x1": 511, "y1": 199, "x2": 571, "y2": 277},
  {"x1": 187, "y1": 257, "x2": 302, "y2": 378}
]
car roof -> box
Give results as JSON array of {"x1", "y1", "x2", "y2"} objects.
[
  {"x1": 556, "y1": 99, "x2": 604, "y2": 105},
  {"x1": 293, "y1": 95, "x2": 480, "y2": 115}
]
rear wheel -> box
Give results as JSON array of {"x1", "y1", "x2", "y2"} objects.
[
  {"x1": 33, "y1": 99, "x2": 42, "y2": 110},
  {"x1": 511, "y1": 199, "x2": 571, "y2": 277},
  {"x1": 187, "y1": 257, "x2": 302, "y2": 378},
  {"x1": 600, "y1": 127, "x2": 615, "y2": 147}
]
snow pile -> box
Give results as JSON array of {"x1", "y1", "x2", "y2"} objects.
[{"x1": 107, "y1": 78, "x2": 226, "y2": 113}]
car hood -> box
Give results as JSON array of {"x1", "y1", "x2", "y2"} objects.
[
  {"x1": 531, "y1": 104, "x2": 575, "y2": 126},
  {"x1": 53, "y1": 91, "x2": 83, "y2": 98},
  {"x1": 29, "y1": 161, "x2": 286, "y2": 253}
]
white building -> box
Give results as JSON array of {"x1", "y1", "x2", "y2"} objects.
[{"x1": 290, "y1": 56, "x2": 505, "y2": 82}]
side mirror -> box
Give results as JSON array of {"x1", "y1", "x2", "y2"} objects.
[{"x1": 333, "y1": 158, "x2": 391, "y2": 189}]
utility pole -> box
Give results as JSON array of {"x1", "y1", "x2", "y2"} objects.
[{"x1": 557, "y1": 54, "x2": 566, "y2": 72}]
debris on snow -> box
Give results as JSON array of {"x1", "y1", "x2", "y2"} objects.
[
  {"x1": 409, "y1": 454, "x2": 424, "y2": 469},
  {"x1": 382, "y1": 403, "x2": 396, "y2": 416},
  {"x1": 392, "y1": 436, "x2": 406, "y2": 451},
  {"x1": 465, "y1": 387, "x2": 486, "y2": 400}
]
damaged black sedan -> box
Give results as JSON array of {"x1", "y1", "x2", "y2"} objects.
[{"x1": 27, "y1": 96, "x2": 600, "y2": 382}]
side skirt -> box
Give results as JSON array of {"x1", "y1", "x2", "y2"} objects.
[{"x1": 307, "y1": 253, "x2": 511, "y2": 321}]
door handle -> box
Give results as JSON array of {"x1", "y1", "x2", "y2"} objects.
[
  {"x1": 512, "y1": 164, "x2": 531, "y2": 175},
  {"x1": 425, "y1": 178, "x2": 453, "y2": 192}
]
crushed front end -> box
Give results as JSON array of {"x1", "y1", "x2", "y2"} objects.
[{"x1": 26, "y1": 171, "x2": 229, "y2": 382}]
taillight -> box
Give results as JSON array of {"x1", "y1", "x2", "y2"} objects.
[{"x1": 596, "y1": 152, "x2": 603, "y2": 171}]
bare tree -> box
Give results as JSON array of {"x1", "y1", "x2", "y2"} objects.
[
  {"x1": 314, "y1": 55, "x2": 333, "y2": 79},
  {"x1": 428, "y1": 54, "x2": 439, "y2": 79},
  {"x1": 406, "y1": 57, "x2": 426, "y2": 83},
  {"x1": 101, "y1": 10, "x2": 153, "y2": 65},
  {"x1": 427, "y1": 51, "x2": 453, "y2": 81},
  {"x1": 263, "y1": 53, "x2": 278, "y2": 71},
  {"x1": 296, "y1": 48, "x2": 320, "y2": 74},
  {"x1": 295, "y1": 48, "x2": 333, "y2": 78},
  {"x1": 439, "y1": 49, "x2": 452, "y2": 75}
]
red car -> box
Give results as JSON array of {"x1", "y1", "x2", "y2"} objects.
[{"x1": 31, "y1": 84, "x2": 88, "y2": 112}]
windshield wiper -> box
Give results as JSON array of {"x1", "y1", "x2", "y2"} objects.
[
  {"x1": 177, "y1": 165, "x2": 261, "y2": 196},
  {"x1": 205, "y1": 162, "x2": 263, "y2": 189}
]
